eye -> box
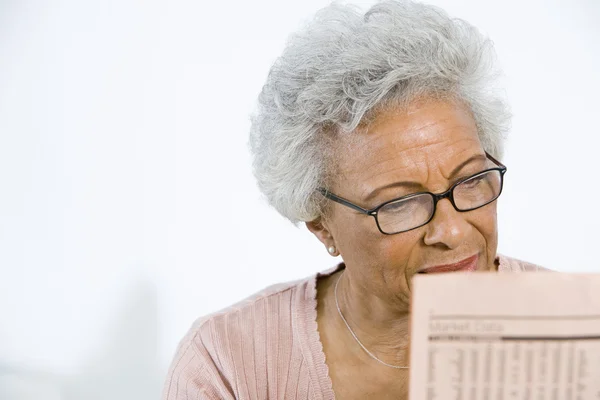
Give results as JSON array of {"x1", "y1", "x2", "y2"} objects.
[
  {"x1": 379, "y1": 194, "x2": 432, "y2": 214},
  {"x1": 461, "y1": 174, "x2": 486, "y2": 189},
  {"x1": 383, "y1": 199, "x2": 413, "y2": 212}
]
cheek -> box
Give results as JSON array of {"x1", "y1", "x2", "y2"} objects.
[
  {"x1": 331, "y1": 211, "x2": 417, "y2": 273},
  {"x1": 475, "y1": 204, "x2": 498, "y2": 236},
  {"x1": 377, "y1": 232, "x2": 423, "y2": 300},
  {"x1": 469, "y1": 204, "x2": 499, "y2": 252},
  {"x1": 378, "y1": 230, "x2": 422, "y2": 266},
  {"x1": 330, "y1": 211, "x2": 380, "y2": 258}
]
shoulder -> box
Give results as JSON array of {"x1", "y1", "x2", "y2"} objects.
[
  {"x1": 193, "y1": 274, "x2": 309, "y2": 338},
  {"x1": 162, "y1": 274, "x2": 317, "y2": 399},
  {"x1": 186, "y1": 263, "x2": 343, "y2": 346},
  {"x1": 498, "y1": 254, "x2": 551, "y2": 272},
  {"x1": 184, "y1": 275, "x2": 309, "y2": 358}
]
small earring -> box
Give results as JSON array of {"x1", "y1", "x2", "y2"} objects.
[{"x1": 328, "y1": 246, "x2": 337, "y2": 255}]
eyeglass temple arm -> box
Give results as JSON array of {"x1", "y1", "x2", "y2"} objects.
[
  {"x1": 317, "y1": 189, "x2": 373, "y2": 215},
  {"x1": 485, "y1": 152, "x2": 506, "y2": 169}
]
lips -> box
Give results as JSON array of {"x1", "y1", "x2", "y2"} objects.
[{"x1": 418, "y1": 254, "x2": 479, "y2": 274}]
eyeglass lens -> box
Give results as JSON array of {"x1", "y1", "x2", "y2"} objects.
[{"x1": 376, "y1": 169, "x2": 503, "y2": 234}]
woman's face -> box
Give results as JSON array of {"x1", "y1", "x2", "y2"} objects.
[{"x1": 312, "y1": 98, "x2": 499, "y2": 311}]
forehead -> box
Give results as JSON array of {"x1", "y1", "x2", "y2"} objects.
[{"x1": 334, "y1": 99, "x2": 483, "y2": 197}]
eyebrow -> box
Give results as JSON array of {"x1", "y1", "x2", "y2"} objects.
[{"x1": 364, "y1": 153, "x2": 488, "y2": 203}]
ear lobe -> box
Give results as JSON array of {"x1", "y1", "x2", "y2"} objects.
[{"x1": 306, "y1": 218, "x2": 334, "y2": 247}]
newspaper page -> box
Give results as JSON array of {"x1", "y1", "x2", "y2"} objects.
[{"x1": 409, "y1": 272, "x2": 600, "y2": 400}]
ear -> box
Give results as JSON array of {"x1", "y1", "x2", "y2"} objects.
[{"x1": 306, "y1": 217, "x2": 336, "y2": 250}]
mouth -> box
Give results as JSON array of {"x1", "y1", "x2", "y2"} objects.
[{"x1": 418, "y1": 254, "x2": 479, "y2": 274}]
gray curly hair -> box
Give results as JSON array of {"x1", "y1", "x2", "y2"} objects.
[{"x1": 249, "y1": 0, "x2": 510, "y2": 224}]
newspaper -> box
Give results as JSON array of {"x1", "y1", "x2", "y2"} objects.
[{"x1": 409, "y1": 272, "x2": 600, "y2": 399}]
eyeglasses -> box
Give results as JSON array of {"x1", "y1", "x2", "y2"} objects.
[{"x1": 318, "y1": 152, "x2": 507, "y2": 235}]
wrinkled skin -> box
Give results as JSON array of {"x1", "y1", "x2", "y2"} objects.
[{"x1": 308, "y1": 98, "x2": 499, "y2": 399}]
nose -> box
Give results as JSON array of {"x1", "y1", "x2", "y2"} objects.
[{"x1": 423, "y1": 197, "x2": 470, "y2": 249}]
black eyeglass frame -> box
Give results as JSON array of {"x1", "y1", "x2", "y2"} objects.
[{"x1": 318, "y1": 152, "x2": 507, "y2": 235}]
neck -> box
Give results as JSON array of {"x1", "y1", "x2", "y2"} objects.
[{"x1": 334, "y1": 270, "x2": 411, "y2": 368}]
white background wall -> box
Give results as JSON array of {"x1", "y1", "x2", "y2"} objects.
[{"x1": 0, "y1": 0, "x2": 598, "y2": 398}]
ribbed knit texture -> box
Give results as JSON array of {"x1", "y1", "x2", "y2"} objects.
[{"x1": 162, "y1": 255, "x2": 542, "y2": 399}]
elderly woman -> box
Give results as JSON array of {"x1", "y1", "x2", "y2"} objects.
[{"x1": 162, "y1": 1, "x2": 542, "y2": 399}]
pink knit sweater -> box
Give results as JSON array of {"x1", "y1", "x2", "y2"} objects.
[{"x1": 161, "y1": 255, "x2": 542, "y2": 400}]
